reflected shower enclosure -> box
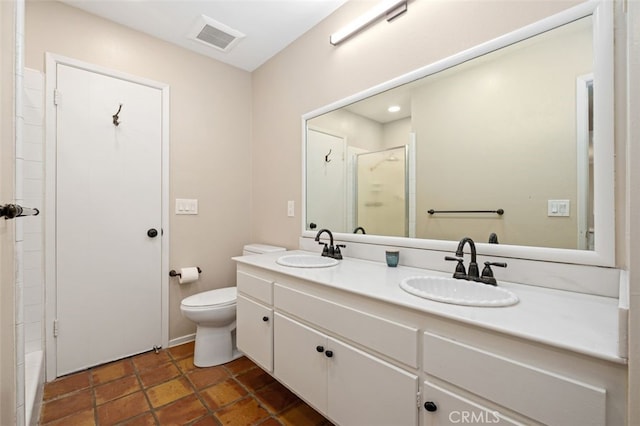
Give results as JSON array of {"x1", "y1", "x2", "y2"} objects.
[{"x1": 355, "y1": 146, "x2": 408, "y2": 237}]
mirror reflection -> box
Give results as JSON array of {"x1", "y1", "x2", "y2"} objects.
[{"x1": 306, "y1": 16, "x2": 594, "y2": 250}]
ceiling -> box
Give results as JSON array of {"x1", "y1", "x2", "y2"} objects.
[{"x1": 60, "y1": 0, "x2": 349, "y2": 72}]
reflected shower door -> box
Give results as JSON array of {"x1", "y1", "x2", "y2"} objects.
[{"x1": 356, "y1": 146, "x2": 408, "y2": 237}]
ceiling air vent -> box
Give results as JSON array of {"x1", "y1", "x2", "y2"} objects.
[{"x1": 188, "y1": 15, "x2": 245, "y2": 53}]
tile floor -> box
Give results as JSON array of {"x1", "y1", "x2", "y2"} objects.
[{"x1": 40, "y1": 342, "x2": 333, "y2": 426}]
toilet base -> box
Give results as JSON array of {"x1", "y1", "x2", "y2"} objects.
[{"x1": 193, "y1": 323, "x2": 243, "y2": 367}]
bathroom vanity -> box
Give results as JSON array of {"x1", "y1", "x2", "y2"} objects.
[{"x1": 234, "y1": 251, "x2": 627, "y2": 426}]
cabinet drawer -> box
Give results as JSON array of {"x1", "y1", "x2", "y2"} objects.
[
  {"x1": 423, "y1": 332, "x2": 606, "y2": 426},
  {"x1": 422, "y1": 381, "x2": 524, "y2": 426},
  {"x1": 275, "y1": 284, "x2": 418, "y2": 368},
  {"x1": 237, "y1": 271, "x2": 273, "y2": 304}
]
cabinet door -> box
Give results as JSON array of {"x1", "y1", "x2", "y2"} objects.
[
  {"x1": 328, "y1": 337, "x2": 419, "y2": 426},
  {"x1": 237, "y1": 295, "x2": 273, "y2": 372},
  {"x1": 422, "y1": 381, "x2": 525, "y2": 426},
  {"x1": 274, "y1": 313, "x2": 328, "y2": 412}
]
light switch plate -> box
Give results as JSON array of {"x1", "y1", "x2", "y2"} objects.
[
  {"x1": 548, "y1": 199, "x2": 570, "y2": 217},
  {"x1": 287, "y1": 200, "x2": 295, "y2": 217},
  {"x1": 176, "y1": 198, "x2": 198, "y2": 215}
]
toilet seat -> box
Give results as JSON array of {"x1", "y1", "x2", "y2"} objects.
[{"x1": 181, "y1": 287, "x2": 237, "y2": 309}]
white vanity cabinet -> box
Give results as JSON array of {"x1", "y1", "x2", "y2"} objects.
[
  {"x1": 274, "y1": 312, "x2": 420, "y2": 426},
  {"x1": 236, "y1": 270, "x2": 276, "y2": 372},
  {"x1": 234, "y1": 260, "x2": 627, "y2": 426},
  {"x1": 421, "y1": 329, "x2": 626, "y2": 426},
  {"x1": 421, "y1": 380, "x2": 524, "y2": 426},
  {"x1": 236, "y1": 295, "x2": 273, "y2": 371}
]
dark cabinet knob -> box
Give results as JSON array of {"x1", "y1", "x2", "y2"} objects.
[
  {"x1": 262, "y1": 316, "x2": 269, "y2": 322},
  {"x1": 424, "y1": 401, "x2": 438, "y2": 412},
  {"x1": 147, "y1": 228, "x2": 158, "y2": 238},
  {"x1": 325, "y1": 350, "x2": 333, "y2": 358},
  {"x1": 316, "y1": 345, "x2": 324, "y2": 353}
]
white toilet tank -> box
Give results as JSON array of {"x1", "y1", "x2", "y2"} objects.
[{"x1": 242, "y1": 243, "x2": 286, "y2": 256}]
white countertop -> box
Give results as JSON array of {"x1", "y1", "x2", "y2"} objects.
[{"x1": 233, "y1": 250, "x2": 626, "y2": 364}]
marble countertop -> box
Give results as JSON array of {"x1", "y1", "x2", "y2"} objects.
[{"x1": 233, "y1": 250, "x2": 626, "y2": 364}]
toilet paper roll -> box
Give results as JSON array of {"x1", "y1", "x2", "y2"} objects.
[{"x1": 179, "y1": 267, "x2": 200, "y2": 284}]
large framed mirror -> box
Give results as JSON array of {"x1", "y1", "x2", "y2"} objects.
[{"x1": 302, "y1": 0, "x2": 614, "y2": 266}]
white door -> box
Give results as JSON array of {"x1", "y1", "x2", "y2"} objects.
[
  {"x1": 55, "y1": 63, "x2": 164, "y2": 375},
  {"x1": 306, "y1": 129, "x2": 346, "y2": 232}
]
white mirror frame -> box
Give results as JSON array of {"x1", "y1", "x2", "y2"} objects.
[{"x1": 301, "y1": 0, "x2": 614, "y2": 267}]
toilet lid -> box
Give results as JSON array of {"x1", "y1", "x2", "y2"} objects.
[{"x1": 181, "y1": 287, "x2": 237, "y2": 308}]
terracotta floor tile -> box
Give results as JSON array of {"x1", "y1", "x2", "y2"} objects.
[
  {"x1": 94, "y1": 374, "x2": 141, "y2": 405},
  {"x1": 175, "y1": 355, "x2": 199, "y2": 373},
  {"x1": 139, "y1": 362, "x2": 181, "y2": 388},
  {"x1": 154, "y1": 394, "x2": 208, "y2": 424},
  {"x1": 40, "y1": 389, "x2": 93, "y2": 424},
  {"x1": 200, "y1": 378, "x2": 248, "y2": 410},
  {"x1": 132, "y1": 350, "x2": 172, "y2": 372},
  {"x1": 214, "y1": 396, "x2": 270, "y2": 426},
  {"x1": 41, "y1": 407, "x2": 95, "y2": 426},
  {"x1": 236, "y1": 367, "x2": 276, "y2": 392},
  {"x1": 91, "y1": 358, "x2": 135, "y2": 385},
  {"x1": 39, "y1": 342, "x2": 330, "y2": 426},
  {"x1": 117, "y1": 412, "x2": 158, "y2": 426},
  {"x1": 96, "y1": 391, "x2": 151, "y2": 425},
  {"x1": 277, "y1": 402, "x2": 330, "y2": 426},
  {"x1": 258, "y1": 418, "x2": 284, "y2": 426},
  {"x1": 146, "y1": 376, "x2": 193, "y2": 408},
  {"x1": 224, "y1": 357, "x2": 257, "y2": 375},
  {"x1": 255, "y1": 381, "x2": 300, "y2": 414},
  {"x1": 43, "y1": 370, "x2": 91, "y2": 401},
  {"x1": 187, "y1": 365, "x2": 230, "y2": 389},
  {"x1": 191, "y1": 415, "x2": 220, "y2": 426},
  {"x1": 168, "y1": 341, "x2": 195, "y2": 360}
]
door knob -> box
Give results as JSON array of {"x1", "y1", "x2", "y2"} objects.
[
  {"x1": 325, "y1": 350, "x2": 333, "y2": 358},
  {"x1": 147, "y1": 228, "x2": 158, "y2": 238},
  {"x1": 424, "y1": 401, "x2": 438, "y2": 412}
]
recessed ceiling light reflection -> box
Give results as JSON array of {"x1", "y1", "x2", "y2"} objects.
[{"x1": 388, "y1": 105, "x2": 401, "y2": 113}]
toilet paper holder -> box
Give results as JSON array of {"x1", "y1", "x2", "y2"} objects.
[{"x1": 169, "y1": 267, "x2": 202, "y2": 278}]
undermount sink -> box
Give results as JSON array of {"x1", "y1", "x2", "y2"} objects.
[
  {"x1": 399, "y1": 276, "x2": 518, "y2": 307},
  {"x1": 276, "y1": 254, "x2": 339, "y2": 268}
]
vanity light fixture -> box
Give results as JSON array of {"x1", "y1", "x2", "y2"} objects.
[
  {"x1": 388, "y1": 105, "x2": 401, "y2": 113},
  {"x1": 330, "y1": 0, "x2": 408, "y2": 46}
]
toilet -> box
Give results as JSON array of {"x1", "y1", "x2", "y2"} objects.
[{"x1": 180, "y1": 244, "x2": 285, "y2": 367}]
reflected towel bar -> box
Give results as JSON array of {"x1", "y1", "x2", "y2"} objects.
[{"x1": 428, "y1": 209, "x2": 504, "y2": 216}]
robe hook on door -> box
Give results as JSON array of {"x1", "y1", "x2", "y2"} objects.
[
  {"x1": 325, "y1": 149, "x2": 332, "y2": 163},
  {"x1": 112, "y1": 103, "x2": 123, "y2": 126}
]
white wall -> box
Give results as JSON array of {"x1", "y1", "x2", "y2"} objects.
[{"x1": 25, "y1": 0, "x2": 253, "y2": 341}]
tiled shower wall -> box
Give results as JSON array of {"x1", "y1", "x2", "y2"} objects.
[
  {"x1": 22, "y1": 68, "x2": 44, "y2": 355},
  {"x1": 22, "y1": 67, "x2": 45, "y2": 426}
]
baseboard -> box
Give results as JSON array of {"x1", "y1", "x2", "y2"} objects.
[{"x1": 169, "y1": 334, "x2": 195, "y2": 348}]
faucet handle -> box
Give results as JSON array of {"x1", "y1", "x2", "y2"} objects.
[
  {"x1": 334, "y1": 244, "x2": 346, "y2": 260},
  {"x1": 480, "y1": 261, "x2": 507, "y2": 286},
  {"x1": 445, "y1": 256, "x2": 466, "y2": 279},
  {"x1": 319, "y1": 242, "x2": 329, "y2": 257}
]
